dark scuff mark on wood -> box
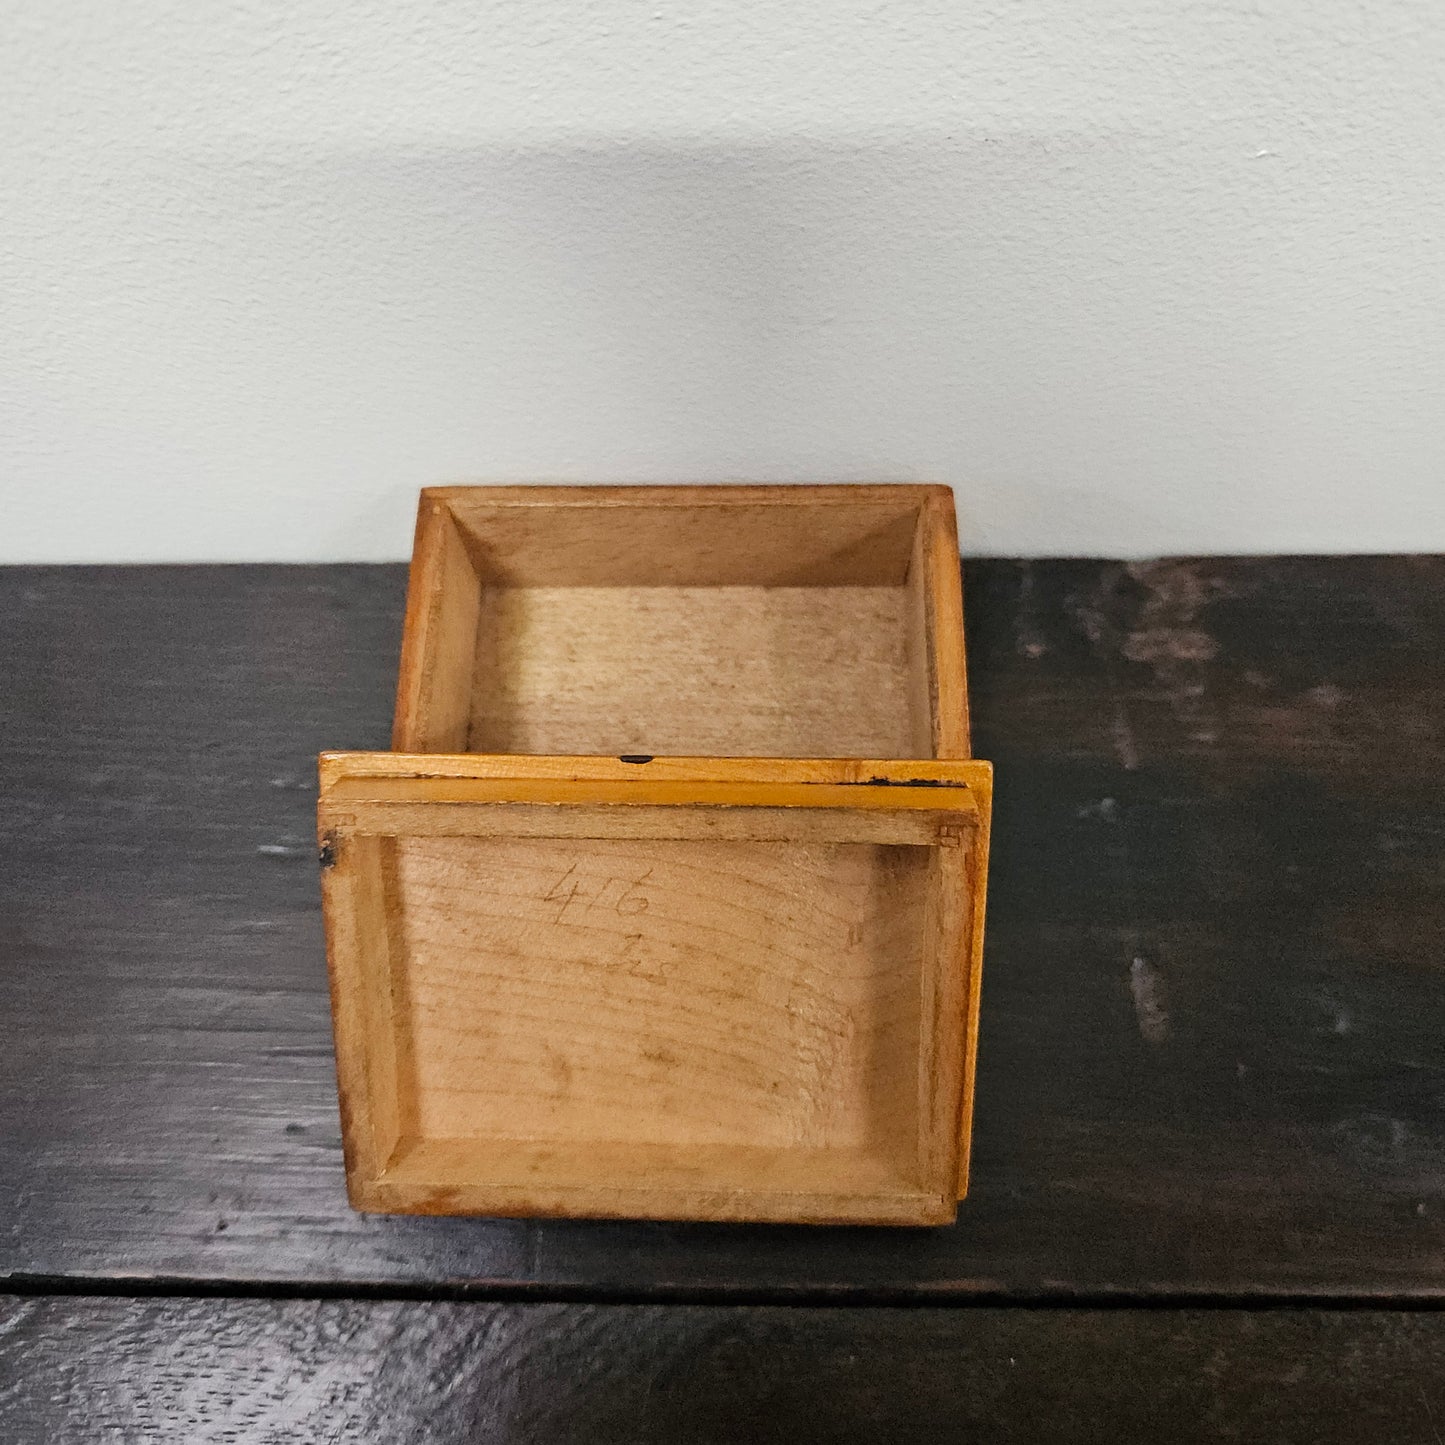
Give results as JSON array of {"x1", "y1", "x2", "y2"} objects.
[{"x1": 860, "y1": 776, "x2": 954, "y2": 787}]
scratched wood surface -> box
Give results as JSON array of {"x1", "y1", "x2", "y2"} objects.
[
  {"x1": 1, "y1": 559, "x2": 1443, "y2": 1296},
  {"x1": 3, "y1": 1297, "x2": 1445, "y2": 1444}
]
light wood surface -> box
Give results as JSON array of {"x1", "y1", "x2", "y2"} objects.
[
  {"x1": 324, "y1": 803, "x2": 967, "y2": 846},
  {"x1": 436, "y1": 484, "x2": 928, "y2": 587},
  {"x1": 392, "y1": 503, "x2": 479, "y2": 754},
  {"x1": 319, "y1": 757, "x2": 988, "y2": 1224},
  {"x1": 469, "y1": 584, "x2": 923, "y2": 756},
  {"x1": 389, "y1": 833, "x2": 924, "y2": 1155},
  {"x1": 322, "y1": 752, "x2": 987, "y2": 786},
  {"x1": 954, "y1": 763, "x2": 991, "y2": 1196},
  {"x1": 393, "y1": 484, "x2": 965, "y2": 760},
  {"x1": 910, "y1": 489, "x2": 971, "y2": 755},
  {"x1": 333, "y1": 483, "x2": 988, "y2": 1224},
  {"x1": 319, "y1": 754, "x2": 989, "y2": 843}
]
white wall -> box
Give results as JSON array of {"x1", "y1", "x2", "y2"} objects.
[{"x1": 4, "y1": 0, "x2": 1444, "y2": 562}]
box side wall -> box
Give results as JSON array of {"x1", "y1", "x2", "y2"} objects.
[
  {"x1": 392, "y1": 498, "x2": 482, "y2": 752},
  {"x1": 319, "y1": 832, "x2": 414, "y2": 1195},
  {"x1": 440, "y1": 485, "x2": 936, "y2": 587},
  {"x1": 906, "y1": 491, "x2": 970, "y2": 759},
  {"x1": 955, "y1": 762, "x2": 992, "y2": 1198}
]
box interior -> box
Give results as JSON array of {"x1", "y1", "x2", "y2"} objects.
[
  {"x1": 403, "y1": 493, "x2": 947, "y2": 758},
  {"x1": 363, "y1": 832, "x2": 936, "y2": 1201}
]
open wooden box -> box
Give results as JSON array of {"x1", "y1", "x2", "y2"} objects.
[{"x1": 319, "y1": 486, "x2": 990, "y2": 1225}]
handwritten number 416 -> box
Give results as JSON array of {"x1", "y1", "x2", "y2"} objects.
[{"x1": 543, "y1": 863, "x2": 652, "y2": 923}]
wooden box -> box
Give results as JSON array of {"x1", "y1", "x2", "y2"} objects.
[{"x1": 319, "y1": 485, "x2": 991, "y2": 1225}]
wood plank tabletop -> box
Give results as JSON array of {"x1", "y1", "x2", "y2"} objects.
[
  {"x1": 3, "y1": 1298, "x2": 1444, "y2": 1443},
  {"x1": 2, "y1": 558, "x2": 1443, "y2": 1300}
]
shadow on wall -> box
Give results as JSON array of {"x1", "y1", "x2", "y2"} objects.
[{"x1": 8, "y1": 129, "x2": 1445, "y2": 559}]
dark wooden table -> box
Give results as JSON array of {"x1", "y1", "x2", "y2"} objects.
[{"x1": 2, "y1": 557, "x2": 1443, "y2": 1441}]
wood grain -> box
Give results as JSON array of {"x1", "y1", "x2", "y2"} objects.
[
  {"x1": 469, "y1": 584, "x2": 922, "y2": 757},
  {"x1": 359, "y1": 484, "x2": 982, "y2": 1221},
  {"x1": 377, "y1": 837, "x2": 933, "y2": 1222},
  {"x1": 4, "y1": 1297, "x2": 1445, "y2": 1444},
  {"x1": 324, "y1": 800, "x2": 971, "y2": 845},
  {"x1": 320, "y1": 752, "x2": 990, "y2": 786},
  {"x1": 318, "y1": 760, "x2": 984, "y2": 1223},
  {"x1": 393, "y1": 484, "x2": 967, "y2": 759},
  {"x1": 908, "y1": 488, "x2": 970, "y2": 756},
  {"x1": 437, "y1": 483, "x2": 933, "y2": 586},
  {"x1": 3, "y1": 559, "x2": 1445, "y2": 1294},
  {"x1": 393, "y1": 836, "x2": 923, "y2": 1153},
  {"x1": 392, "y1": 502, "x2": 480, "y2": 753}
]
